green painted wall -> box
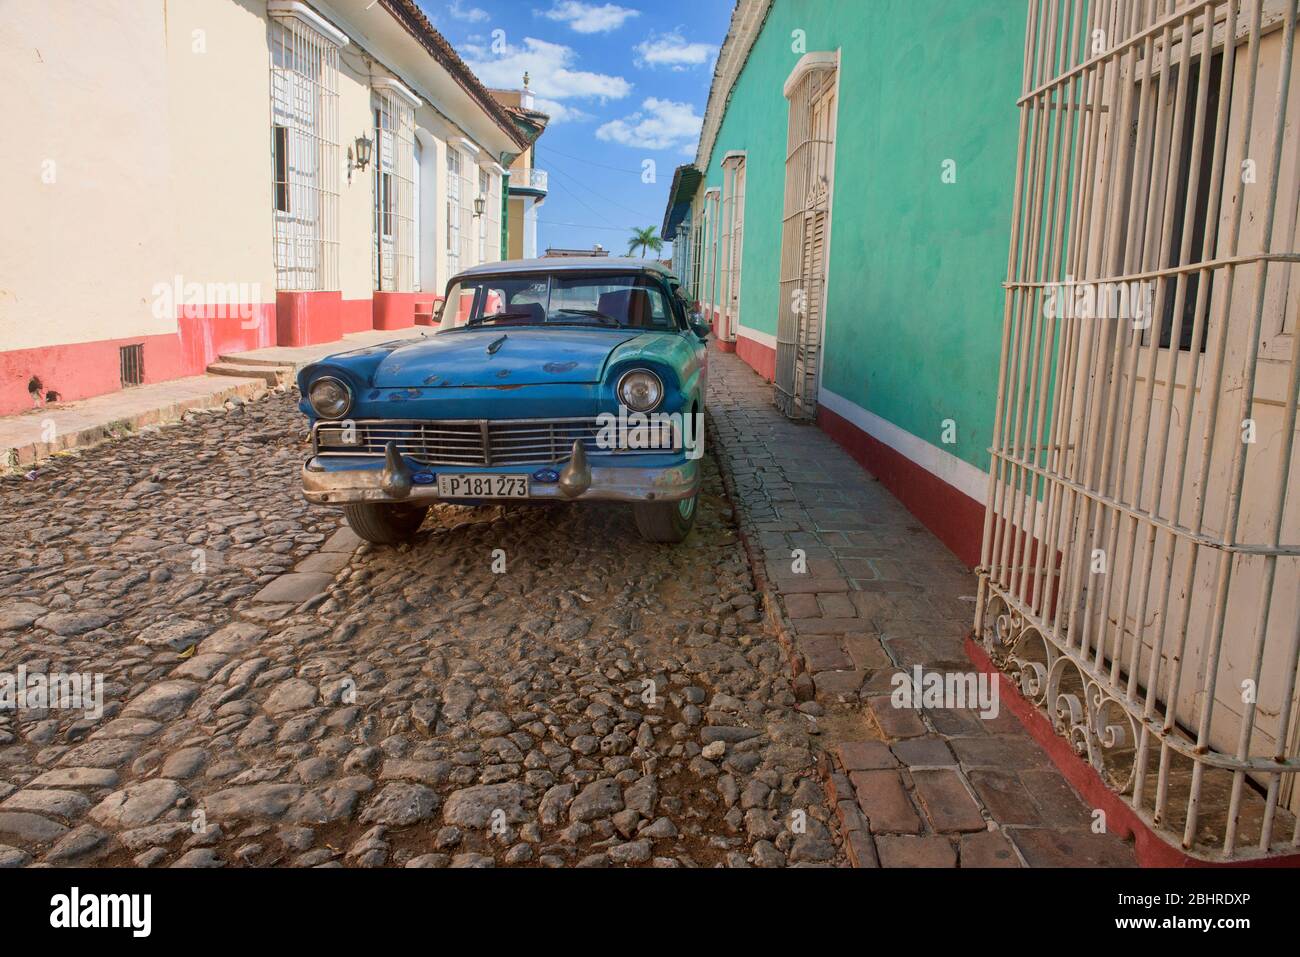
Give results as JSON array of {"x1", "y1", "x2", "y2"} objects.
[{"x1": 699, "y1": 0, "x2": 1027, "y2": 473}]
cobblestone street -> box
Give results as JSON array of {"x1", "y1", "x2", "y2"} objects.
[
  {"x1": 10, "y1": 0, "x2": 1300, "y2": 925},
  {"x1": 0, "y1": 383, "x2": 845, "y2": 868}
]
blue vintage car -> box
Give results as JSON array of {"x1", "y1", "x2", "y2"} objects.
[{"x1": 298, "y1": 258, "x2": 710, "y2": 544}]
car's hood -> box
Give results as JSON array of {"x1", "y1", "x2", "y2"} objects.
[{"x1": 369, "y1": 327, "x2": 642, "y2": 388}]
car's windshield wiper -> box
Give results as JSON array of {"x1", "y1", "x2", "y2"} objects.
[
  {"x1": 552, "y1": 309, "x2": 622, "y2": 327},
  {"x1": 465, "y1": 312, "x2": 544, "y2": 327}
]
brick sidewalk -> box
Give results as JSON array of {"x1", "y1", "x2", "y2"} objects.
[{"x1": 706, "y1": 346, "x2": 1135, "y2": 868}]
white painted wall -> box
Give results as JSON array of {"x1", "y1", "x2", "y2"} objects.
[
  {"x1": 0, "y1": 0, "x2": 524, "y2": 355},
  {"x1": 167, "y1": 0, "x2": 278, "y2": 298},
  {"x1": 1, "y1": 0, "x2": 177, "y2": 351}
]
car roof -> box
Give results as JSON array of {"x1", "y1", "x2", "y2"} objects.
[{"x1": 451, "y1": 257, "x2": 676, "y2": 282}]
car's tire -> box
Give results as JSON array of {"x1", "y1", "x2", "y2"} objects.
[
  {"x1": 342, "y1": 503, "x2": 429, "y2": 545},
  {"x1": 633, "y1": 494, "x2": 698, "y2": 543}
]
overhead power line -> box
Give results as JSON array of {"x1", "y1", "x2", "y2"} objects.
[
  {"x1": 544, "y1": 161, "x2": 653, "y2": 221},
  {"x1": 537, "y1": 219, "x2": 637, "y2": 234},
  {"x1": 536, "y1": 145, "x2": 646, "y2": 175}
]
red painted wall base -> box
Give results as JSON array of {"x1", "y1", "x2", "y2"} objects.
[
  {"x1": 373, "y1": 291, "x2": 417, "y2": 331},
  {"x1": 818, "y1": 403, "x2": 984, "y2": 568},
  {"x1": 736, "y1": 333, "x2": 776, "y2": 382},
  {"x1": 177, "y1": 305, "x2": 275, "y2": 375},
  {"x1": 1, "y1": 334, "x2": 182, "y2": 415},
  {"x1": 276, "y1": 291, "x2": 342, "y2": 347},
  {"x1": 0, "y1": 305, "x2": 275, "y2": 416},
  {"x1": 966, "y1": 636, "x2": 1300, "y2": 868},
  {"x1": 340, "y1": 298, "x2": 373, "y2": 336}
]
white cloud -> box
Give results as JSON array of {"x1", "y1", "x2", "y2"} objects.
[
  {"x1": 448, "y1": 0, "x2": 489, "y2": 22},
  {"x1": 461, "y1": 36, "x2": 630, "y2": 123},
  {"x1": 596, "y1": 97, "x2": 703, "y2": 152},
  {"x1": 539, "y1": 1, "x2": 639, "y2": 34},
  {"x1": 534, "y1": 98, "x2": 594, "y2": 124},
  {"x1": 634, "y1": 30, "x2": 717, "y2": 71}
]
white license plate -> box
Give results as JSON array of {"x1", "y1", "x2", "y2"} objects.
[{"x1": 437, "y1": 473, "x2": 530, "y2": 499}]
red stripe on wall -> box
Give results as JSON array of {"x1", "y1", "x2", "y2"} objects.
[
  {"x1": 340, "y1": 298, "x2": 374, "y2": 336},
  {"x1": 372, "y1": 291, "x2": 417, "y2": 331},
  {"x1": 817, "y1": 403, "x2": 985, "y2": 568},
  {"x1": 276, "y1": 291, "x2": 342, "y2": 347},
  {"x1": 0, "y1": 304, "x2": 276, "y2": 417},
  {"x1": 735, "y1": 332, "x2": 775, "y2": 383},
  {"x1": 0, "y1": 334, "x2": 182, "y2": 416},
  {"x1": 176, "y1": 305, "x2": 276, "y2": 376}
]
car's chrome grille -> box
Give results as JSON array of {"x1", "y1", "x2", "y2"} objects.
[
  {"x1": 487, "y1": 420, "x2": 604, "y2": 466},
  {"x1": 312, "y1": 418, "x2": 658, "y2": 467}
]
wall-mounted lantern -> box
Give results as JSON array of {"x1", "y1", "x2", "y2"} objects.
[
  {"x1": 473, "y1": 196, "x2": 487, "y2": 218},
  {"x1": 347, "y1": 134, "x2": 373, "y2": 183}
]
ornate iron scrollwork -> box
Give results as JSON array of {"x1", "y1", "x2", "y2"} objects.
[{"x1": 982, "y1": 590, "x2": 1138, "y2": 794}]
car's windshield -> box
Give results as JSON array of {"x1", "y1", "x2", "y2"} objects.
[{"x1": 437, "y1": 273, "x2": 680, "y2": 332}]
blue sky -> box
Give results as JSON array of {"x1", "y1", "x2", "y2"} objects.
[{"x1": 417, "y1": 0, "x2": 734, "y2": 255}]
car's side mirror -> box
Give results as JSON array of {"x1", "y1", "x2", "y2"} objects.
[{"x1": 690, "y1": 313, "x2": 711, "y2": 341}]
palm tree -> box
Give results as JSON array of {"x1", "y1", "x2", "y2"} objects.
[{"x1": 626, "y1": 226, "x2": 663, "y2": 258}]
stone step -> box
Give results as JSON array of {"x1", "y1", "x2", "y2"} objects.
[
  {"x1": 215, "y1": 352, "x2": 300, "y2": 368},
  {"x1": 206, "y1": 362, "x2": 294, "y2": 387}
]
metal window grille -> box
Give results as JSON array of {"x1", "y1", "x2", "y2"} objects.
[
  {"x1": 478, "y1": 168, "x2": 494, "y2": 264},
  {"x1": 483, "y1": 170, "x2": 501, "y2": 265},
  {"x1": 459, "y1": 160, "x2": 477, "y2": 268},
  {"x1": 718, "y1": 156, "x2": 746, "y2": 341},
  {"x1": 414, "y1": 137, "x2": 424, "y2": 291},
  {"x1": 690, "y1": 217, "x2": 705, "y2": 303},
  {"x1": 701, "y1": 189, "x2": 721, "y2": 321},
  {"x1": 373, "y1": 87, "x2": 416, "y2": 292},
  {"x1": 776, "y1": 62, "x2": 838, "y2": 421},
  {"x1": 446, "y1": 147, "x2": 462, "y2": 277},
  {"x1": 672, "y1": 223, "x2": 692, "y2": 290},
  {"x1": 269, "y1": 13, "x2": 340, "y2": 291},
  {"x1": 119, "y1": 344, "x2": 144, "y2": 388},
  {"x1": 681, "y1": 223, "x2": 693, "y2": 290},
  {"x1": 976, "y1": 0, "x2": 1300, "y2": 861},
  {"x1": 715, "y1": 176, "x2": 733, "y2": 335}
]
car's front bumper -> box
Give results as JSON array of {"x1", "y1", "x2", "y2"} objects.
[{"x1": 302, "y1": 452, "x2": 701, "y2": 506}]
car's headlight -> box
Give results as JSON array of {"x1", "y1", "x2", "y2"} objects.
[
  {"x1": 308, "y1": 376, "x2": 352, "y2": 419},
  {"x1": 617, "y1": 369, "x2": 664, "y2": 413}
]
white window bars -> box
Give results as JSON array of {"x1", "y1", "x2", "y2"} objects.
[
  {"x1": 776, "y1": 55, "x2": 838, "y2": 421},
  {"x1": 446, "y1": 146, "x2": 462, "y2": 278},
  {"x1": 484, "y1": 168, "x2": 502, "y2": 264},
  {"x1": 701, "y1": 188, "x2": 721, "y2": 324},
  {"x1": 977, "y1": 0, "x2": 1300, "y2": 861},
  {"x1": 672, "y1": 223, "x2": 692, "y2": 293},
  {"x1": 268, "y1": 8, "x2": 342, "y2": 292},
  {"x1": 477, "y1": 167, "x2": 501, "y2": 265},
  {"x1": 718, "y1": 154, "x2": 747, "y2": 342},
  {"x1": 690, "y1": 217, "x2": 705, "y2": 304},
  {"x1": 373, "y1": 80, "x2": 418, "y2": 293}
]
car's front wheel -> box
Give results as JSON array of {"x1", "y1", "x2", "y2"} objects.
[
  {"x1": 633, "y1": 494, "x2": 698, "y2": 543},
  {"x1": 342, "y1": 502, "x2": 429, "y2": 545}
]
